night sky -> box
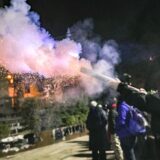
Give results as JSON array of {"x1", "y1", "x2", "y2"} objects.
[
  {"x1": 26, "y1": 0, "x2": 160, "y2": 44},
  {"x1": 2, "y1": 0, "x2": 160, "y2": 43}
]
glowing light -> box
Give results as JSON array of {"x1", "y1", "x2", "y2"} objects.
[
  {"x1": 149, "y1": 56, "x2": 153, "y2": 61},
  {"x1": 7, "y1": 74, "x2": 12, "y2": 80}
]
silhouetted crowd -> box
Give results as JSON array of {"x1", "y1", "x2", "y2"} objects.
[{"x1": 86, "y1": 80, "x2": 160, "y2": 160}]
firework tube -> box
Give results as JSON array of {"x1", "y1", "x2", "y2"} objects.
[{"x1": 80, "y1": 67, "x2": 145, "y2": 94}]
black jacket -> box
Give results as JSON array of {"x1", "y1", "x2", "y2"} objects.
[
  {"x1": 86, "y1": 107, "x2": 109, "y2": 150},
  {"x1": 108, "y1": 106, "x2": 118, "y2": 134}
]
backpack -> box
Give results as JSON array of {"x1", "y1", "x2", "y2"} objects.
[{"x1": 126, "y1": 105, "x2": 148, "y2": 135}]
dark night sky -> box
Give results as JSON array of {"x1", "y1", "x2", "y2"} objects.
[
  {"x1": 25, "y1": 0, "x2": 160, "y2": 44},
  {"x1": 2, "y1": 0, "x2": 160, "y2": 43}
]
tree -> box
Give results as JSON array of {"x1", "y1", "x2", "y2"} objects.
[
  {"x1": 20, "y1": 98, "x2": 41, "y2": 132},
  {"x1": 0, "y1": 79, "x2": 9, "y2": 98},
  {"x1": 59, "y1": 100, "x2": 88, "y2": 126},
  {"x1": 65, "y1": 115, "x2": 77, "y2": 125},
  {"x1": 0, "y1": 123, "x2": 10, "y2": 139}
]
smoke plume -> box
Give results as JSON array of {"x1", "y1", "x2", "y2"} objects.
[{"x1": 0, "y1": 0, "x2": 120, "y2": 98}]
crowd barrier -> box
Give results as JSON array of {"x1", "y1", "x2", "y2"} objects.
[{"x1": 52, "y1": 124, "x2": 86, "y2": 141}]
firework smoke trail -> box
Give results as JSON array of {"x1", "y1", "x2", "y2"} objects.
[{"x1": 0, "y1": 0, "x2": 120, "y2": 97}]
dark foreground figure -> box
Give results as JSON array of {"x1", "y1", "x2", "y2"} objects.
[
  {"x1": 86, "y1": 101, "x2": 108, "y2": 160},
  {"x1": 118, "y1": 83, "x2": 160, "y2": 160}
]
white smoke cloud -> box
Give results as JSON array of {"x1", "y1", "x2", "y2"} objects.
[
  {"x1": 69, "y1": 19, "x2": 120, "y2": 96},
  {"x1": 0, "y1": 0, "x2": 82, "y2": 76},
  {"x1": 0, "y1": 0, "x2": 120, "y2": 98},
  {"x1": 100, "y1": 40, "x2": 120, "y2": 65}
]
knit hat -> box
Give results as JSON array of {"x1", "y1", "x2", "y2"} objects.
[
  {"x1": 98, "y1": 104, "x2": 102, "y2": 108},
  {"x1": 90, "y1": 100, "x2": 98, "y2": 107},
  {"x1": 112, "y1": 103, "x2": 117, "y2": 108}
]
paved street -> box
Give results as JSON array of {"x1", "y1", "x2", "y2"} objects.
[{"x1": 1, "y1": 135, "x2": 115, "y2": 160}]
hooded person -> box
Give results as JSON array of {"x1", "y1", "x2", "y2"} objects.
[{"x1": 86, "y1": 101, "x2": 109, "y2": 160}]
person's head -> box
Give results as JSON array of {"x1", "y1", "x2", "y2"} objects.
[
  {"x1": 122, "y1": 73, "x2": 132, "y2": 85},
  {"x1": 113, "y1": 97, "x2": 117, "y2": 103},
  {"x1": 111, "y1": 97, "x2": 118, "y2": 108},
  {"x1": 90, "y1": 100, "x2": 98, "y2": 108},
  {"x1": 98, "y1": 104, "x2": 103, "y2": 108},
  {"x1": 102, "y1": 104, "x2": 108, "y2": 111}
]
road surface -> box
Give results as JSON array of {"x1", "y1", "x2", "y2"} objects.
[{"x1": 1, "y1": 135, "x2": 115, "y2": 160}]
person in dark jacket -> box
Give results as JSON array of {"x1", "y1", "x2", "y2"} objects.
[
  {"x1": 117, "y1": 83, "x2": 160, "y2": 160},
  {"x1": 108, "y1": 98, "x2": 118, "y2": 135},
  {"x1": 108, "y1": 98, "x2": 124, "y2": 160},
  {"x1": 86, "y1": 101, "x2": 108, "y2": 160}
]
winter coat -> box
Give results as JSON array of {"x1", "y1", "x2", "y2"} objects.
[
  {"x1": 86, "y1": 107, "x2": 109, "y2": 150},
  {"x1": 118, "y1": 83, "x2": 160, "y2": 134},
  {"x1": 108, "y1": 104, "x2": 124, "y2": 160},
  {"x1": 115, "y1": 101, "x2": 133, "y2": 138},
  {"x1": 108, "y1": 105, "x2": 118, "y2": 134}
]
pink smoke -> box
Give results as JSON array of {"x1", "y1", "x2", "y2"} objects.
[{"x1": 0, "y1": 0, "x2": 120, "y2": 97}]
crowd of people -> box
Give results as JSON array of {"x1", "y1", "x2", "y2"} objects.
[{"x1": 86, "y1": 76, "x2": 160, "y2": 160}]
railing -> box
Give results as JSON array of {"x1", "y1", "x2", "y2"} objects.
[
  {"x1": 52, "y1": 124, "x2": 86, "y2": 141},
  {"x1": 0, "y1": 116, "x2": 21, "y2": 122}
]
